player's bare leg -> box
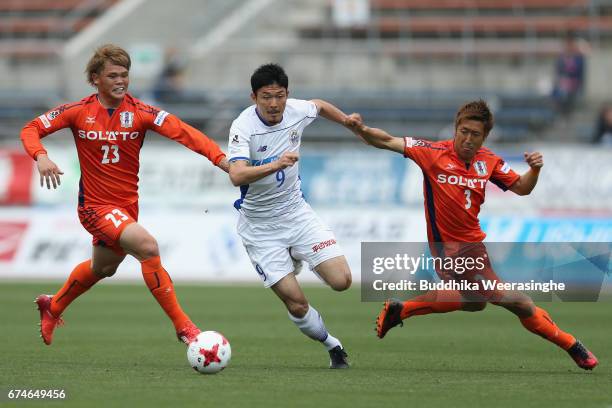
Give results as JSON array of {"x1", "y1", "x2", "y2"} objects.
[
  {"x1": 490, "y1": 290, "x2": 534, "y2": 317},
  {"x1": 271, "y1": 273, "x2": 349, "y2": 368},
  {"x1": 36, "y1": 247, "x2": 121, "y2": 345},
  {"x1": 313, "y1": 255, "x2": 352, "y2": 292},
  {"x1": 492, "y1": 290, "x2": 598, "y2": 370},
  {"x1": 119, "y1": 223, "x2": 200, "y2": 344},
  {"x1": 91, "y1": 245, "x2": 126, "y2": 278}
]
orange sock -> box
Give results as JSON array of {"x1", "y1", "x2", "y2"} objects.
[
  {"x1": 519, "y1": 306, "x2": 576, "y2": 350},
  {"x1": 50, "y1": 260, "x2": 102, "y2": 317},
  {"x1": 141, "y1": 256, "x2": 191, "y2": 331},
  {"x1": 400, "y1": 290, "x2": 464, "y2": 319}
]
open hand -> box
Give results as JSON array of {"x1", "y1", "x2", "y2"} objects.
[{"x1": 36, "y1": 154, "x2": 64, "y2": 189}]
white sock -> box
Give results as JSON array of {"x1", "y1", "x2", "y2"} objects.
[
  {"x1": 322, "y1": 333, "x2": 341, "y2": 351},
  {"x1": 288, "y1": 304, "x2": 341, "y2": 350}
]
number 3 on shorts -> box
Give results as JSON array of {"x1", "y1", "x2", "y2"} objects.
[{"x1": 105, "y1": 209, "x2": 129, "y2": 228}]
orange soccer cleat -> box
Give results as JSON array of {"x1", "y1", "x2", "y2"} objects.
[
  {"x1": 375, "y1": 299, "x2": 404, "y2": 339},
  {"x1": 176, "y1": 321, "x2": 201, "y2": 345},
  {"x1": 35, "y1": 294, "x2": 64, "y2": 345}
]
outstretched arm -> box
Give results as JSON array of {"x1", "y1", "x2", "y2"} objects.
[
  {"x1": 509, "y1": 152, "x2": 543, "y2": 196},
  {"x1": 345, "y1": 116, "x2": 405, "y2": 154},
  {"x1": 217, "y1": 156, "x2": 229, "y2": 173},
  {"x1": 152, "y1": 112, "x2": 226, "y2": 169},
  {"x1": 311, "y1": 99, "x2": 351, "y2": 127}
]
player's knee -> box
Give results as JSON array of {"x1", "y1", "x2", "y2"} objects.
[
  {"x1": 463, "y1": 302, "x2": 487, "y2": 312},
  {"x1": 92, "y1": 263, "x2": 120, "y2": 278},
  {"x1": 517, "y1": 298, "x2": 535, "y2": 314},
  {"x1": 138, "y1": 237, "x2": 159, "y2": 259},
  {"x1": 287, "y1": 301, "x2": 309, "y2": 318},
  {"x1": 330, "y1": 272, "x2": 351, "y2": 291}
]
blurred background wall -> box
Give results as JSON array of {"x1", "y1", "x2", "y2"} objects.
[{"x1": 0, "y1": 0, "x2": 610, "y2": 282}]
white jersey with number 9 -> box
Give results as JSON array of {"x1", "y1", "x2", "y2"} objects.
[{"x1": 228, "y1": 98, "x2": 318, "y2": 221}]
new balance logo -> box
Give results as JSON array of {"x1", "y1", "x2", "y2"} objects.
[{"x1": 257, "y1": 145, "x2": 267, "y2": 152}]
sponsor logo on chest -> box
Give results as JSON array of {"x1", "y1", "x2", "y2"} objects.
[
  {"x1": 77, "y1": 130, "x2": 140, "y2": 141},
  {"x1": 436, "y1": 174, "x2": 487, "y2": 189}
]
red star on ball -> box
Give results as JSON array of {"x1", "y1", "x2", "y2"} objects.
[{"x1": 199, "y1": 344, "x2": 221, "y2": 367}]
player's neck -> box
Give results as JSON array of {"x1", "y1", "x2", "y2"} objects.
[
  {"x1": 255, "y1": 108, "x2": 281, "y2": 127},
  {"x1": 96, "y1": 93, "x2": 123, "y2": 109}
]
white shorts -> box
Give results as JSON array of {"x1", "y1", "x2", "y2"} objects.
[{"x1": 237, "y1": 203, "x2": 343, "y2": 288}]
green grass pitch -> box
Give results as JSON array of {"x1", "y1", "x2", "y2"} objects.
[{"x1": 1, "y1": 282, "x2": 610, "y2": 408}]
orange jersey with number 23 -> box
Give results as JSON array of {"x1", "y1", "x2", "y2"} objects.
[{"x1": 21, "y1": 93, "x2": 225, "y2": 207}]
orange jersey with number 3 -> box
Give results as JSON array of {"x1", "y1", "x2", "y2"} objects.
[
  {"x1": 21, "y1": 93, "x2": 225, "y2": 207},
  {"x1": 403, "y1": 138, "x2": 519, "y2": 242}
]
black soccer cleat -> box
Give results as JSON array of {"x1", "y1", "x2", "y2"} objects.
[
  {"x1": 567, "y1": 340, "x2": 598, "y2": 370},
  {"x1": 376, "y1": 299, "x2": 404, "y2": 339},
  {"x1": 328, "y1": 345, "x2": 349, "y2": 369}
]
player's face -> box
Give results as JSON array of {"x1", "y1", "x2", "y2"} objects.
[
  {"x1": 453, "y1": 119, "x2": 487, "y2": 162},
  {"x1": 251, "y1": 84, "x2": 288, "y2": 125},
  {"x1": 92, "y1": 62, "x2": 129, "y2": 107}
]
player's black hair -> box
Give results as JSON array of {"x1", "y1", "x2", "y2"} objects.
[{"x1": 251, "y1": 63, "x2": 289, "y2": 94}]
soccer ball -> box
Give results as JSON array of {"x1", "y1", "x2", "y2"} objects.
[{"x1": 187, "y1": 331, "x2": 231, "y2": 374}]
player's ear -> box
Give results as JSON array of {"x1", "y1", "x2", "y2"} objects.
[{"x1": 250, "y1": 92, "x2": 256, "y2": 103}]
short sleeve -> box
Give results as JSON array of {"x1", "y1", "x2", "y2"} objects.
[
  {"x1": 228, "y1": 122, "x2": 251, "y2": 162},
  {"x1": 489, "y1": 159, "x2": 520, "y2": 191},
  {"x1": 403, "y1": 137, "x2": 436, "y2": 170},
  {"x1": 292, "y1": 99, "x2": 318, "y2": 119}
]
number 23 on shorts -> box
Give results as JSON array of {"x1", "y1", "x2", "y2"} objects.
[{"x1": 105, "y1": 209, "x2": 129, "y2": 228}]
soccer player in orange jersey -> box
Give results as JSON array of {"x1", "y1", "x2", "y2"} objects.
[
  {"x1": 346, "y1": 100, "x2": 598, "y2": 370},
  {"x1": 20, "y1": 44, "x2": 228, "y2": 346}
]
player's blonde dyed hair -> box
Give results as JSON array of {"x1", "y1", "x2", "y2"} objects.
[
  {"x1": 455, "y1": 99, "x2": 494, "y2": 136},
  {"x1": 85, "y1": 44, "x2": 131, "y2": 86}
]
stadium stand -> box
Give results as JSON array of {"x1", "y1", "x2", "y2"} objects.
[
  {"x1": 0, "y1": 0, "x2": 117, "y2": 59},
  {"x1": 300, "y1": 0, "x2": 608, "y2": 44},
  {"x1": 1, "y1": 0, "x2": 610, "y2": 142}
]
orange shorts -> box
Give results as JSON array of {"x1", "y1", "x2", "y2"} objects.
[
  {"x1": 78, "y1": 202, "x2": 138, "y2": 255},
  {"x1": 429, "y1": 242, "x2": 504, "y2": 302}
]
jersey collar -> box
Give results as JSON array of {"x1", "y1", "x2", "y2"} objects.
[
  {"x1": 96, "y1": 93, "x2": 127, "y2": 115},
  {"x1": 255, "y1": 107, "x2": 283, "y2": 127}
]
